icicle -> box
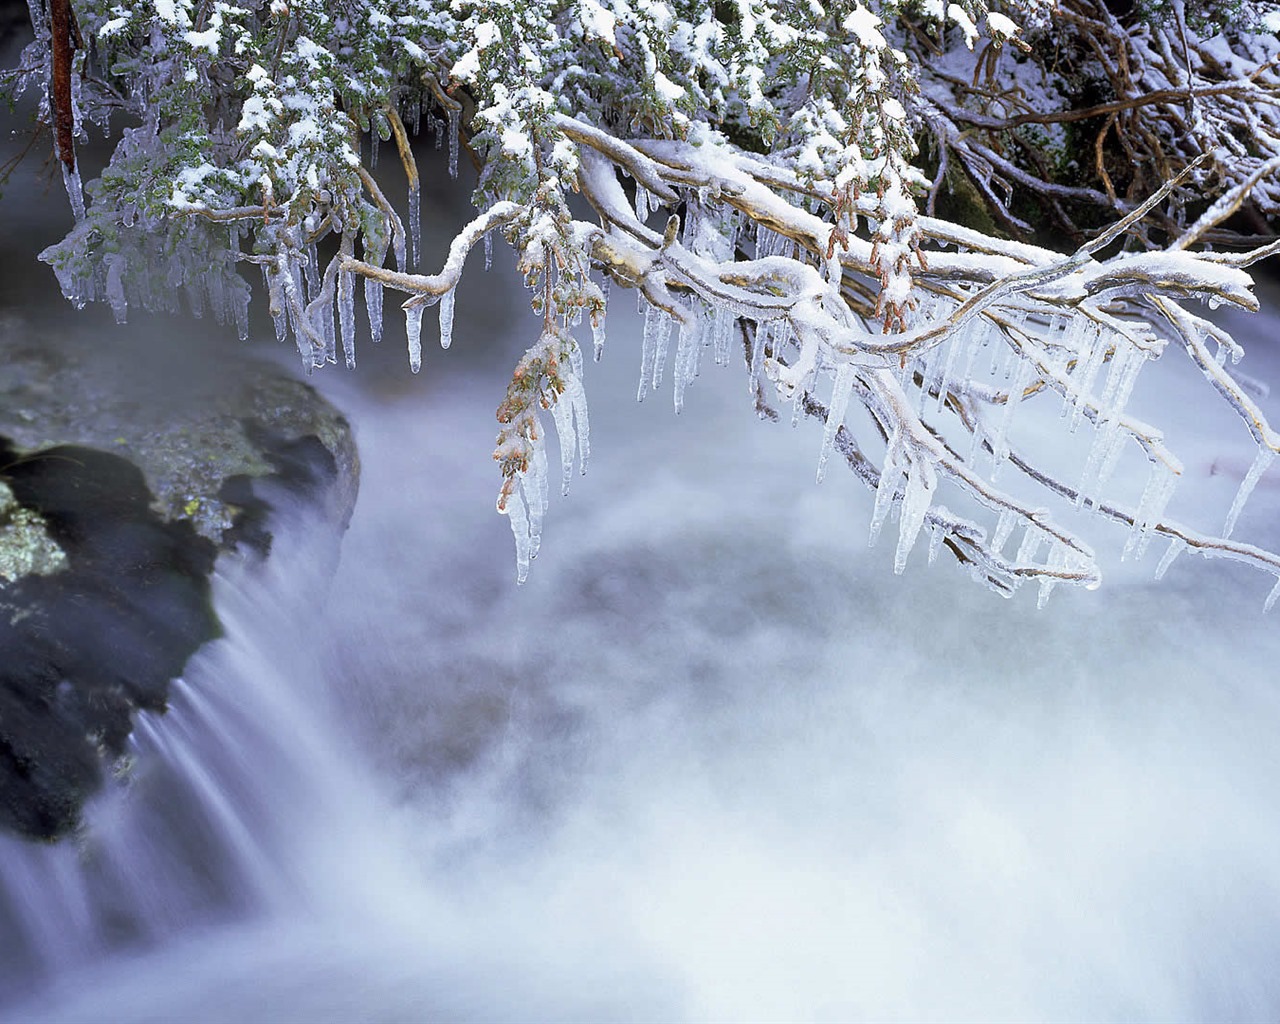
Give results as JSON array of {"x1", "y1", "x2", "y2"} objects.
[
  {"x1": 370, "y1": 130, "x2": 379, "y2": 169},
  {"x1": 713, "y1": 305, "x2": 734, "y2": 366},
  {"x1": 484, "y1": 231, "x2": 493, "y2": 271},
  {"x1": 1266, "y1": 577, "x2": 1280, "y2": 614},
  {"x1": 448, "y1": 106, "x2": 460, "y2": 179},
  {"x1": 1154, "y1": 537, "x2": 1185, "y2": 580},
  {"x1": 927, "y1": 523, "x2": 945, "y2": 565},
  {"x1": 563, "y1": 370, "x2": 591, "y2": 475},
  {"x1": 634, "y1": 184, "x2": 651, "y2": 224},
  {"x1": 870, "y1": 430, "x2": 905, "y2": 545},
  {"x1": 1037, "y1": 541, "x2": 1069, "y2": 609},
  {"x1": 757, "y1": 226, "x2": 783, "y2": 259},
  {"x1": 549, "y1": 384, "x2": 577, "y2": 496},
  {"x1": 990, "y1": 508, "x2": 1016, "y2": 554},
  {"x1": 933, "y1": 334, "x2": 962, "y2": 414},
  {"x1": 233, "y1": 284, "x2": 250, "y2": 342},
  {"x1": 1124, "y1": 461, "x2": 1178, "y2": 560},
  {"x1": 338, "y1": 266, "x2": 356, "y2": 368},
  {"x1": 988, "y1": 324, "x2": 1007, "y2": 377},
  {"x1": 208, "y1": 269, "x2": 228, "y2": 325},
  {"x1": 105, "y1": 255, "x2": 127, "y2": 324},
  {"x1": 1069, "y1": 327, "x2": 1108, "y2": 433},
  {"x1": 674, "y1": 318, "x2": 696, "y2": 413},
  {"x1": 990, "y1": 357, "x2": 1033, "y2": 476},
  {"x1": 894, "y1": 352, "x2": 914, "y2": 394},
  {"x1": 321, "y1": 281, "x2": 338, "y2": 367},
  {"x1": 186, "y1": 280, "x2": 206, "y2": 319},
  {"x1": 408, "y1": 180, "x2": 421, "y2": 269},
  {"x1": 405, "y1": 302, "x2": 424, "y2": 373},
  {"x1": 529, "y1": 432, "x2": 548, "y2": 558},
  {"x1": 592, "y1": 277, "x2": 609, "y2": 362},
  {"x1": 499, "y1": 485, "x2": 533, "y2": 584},
  {"x1": 748, "y1": 321, "x2": 768, "y2": 390},
  {"x1": 1110, "y1": 344, "x2": 1144, "y2": 414},
  {"x1": 1036, "y1": 578, "x2": 1056, "y2": 610},
  {"x1": 1077, "y1": 421, "x2": 1122, "y2": 510},
  {"x1": 365, "y1": 273, "x2": 384, "y2": 345},
  {"x1": 1095, "y1": 340, "x2": 1132, "y2": 421},
  {"x1": 304, "y1": 242, "x2": 320, "y2": 300},
  {"x1": 771, "y1": 317, "x2": 792, "y2": 362},
  {"x1": 817, "y1": 362, "x2": 856, "y2": 483},
  {"x1": 438, "y1": 287, "x2": 455, "y2": 350},
  {"x1": 1015, "y1": 523, "x2": 1043, "y2": 566},
  {"x1": 61, "y1": 163, "x2": 85, "y2": 222},
  {"x1": 1057, "y1": 316, "x2": 1089, "y2": 414},
  {"x1": 392, "y1": 218, "x2": 407, "y2": 273},
  {"x1": 362, "y1": 235, "x2": 388, "y2": 345},
  {"x1": 1224, "y1": 446, "x2": 1275, "y2": 538},
  {"x1": 638, "y1": 301, "x2": 659, "y2": 401},
  {"x1": 651, "y1": 310, "x2": 672, "y2": 390},
  {"x1": 960, "y1": 314, "x2": 988, "y2": 387},
  {"x1": 894, "y1": 459, "x2": 937, "y2": 574},
  {"x1": 279, "y1": 261, "x2": 313, "y2": 370},
  {"x1": 271, "y1": 272, "x2": 289, "y2": 344}
]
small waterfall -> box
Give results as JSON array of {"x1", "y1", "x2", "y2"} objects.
[{"x1": 0, "y1": 509, "x2": 354, "y2": 1010}]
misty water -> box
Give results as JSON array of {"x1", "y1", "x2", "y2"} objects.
[{"x1": 6, "y1": 133, "x2": 1280, "y2": 1021}]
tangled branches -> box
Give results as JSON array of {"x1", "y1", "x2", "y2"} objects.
[{"x1": 923, "y1": 0, "x2": 1280, "y2": 245}]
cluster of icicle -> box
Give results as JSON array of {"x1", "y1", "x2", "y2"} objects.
[
  {"x1": 615, "y1": 207, "x2": 1279, "y2": 607},
  {"x1": 495, "y1": 325, "x2": 591, "y2": 583},
  {"x1": 43, "y1": 219, "x2": 252, "y2": 338},
  {"x1": 834, "y1": 287, "x2": 1278, "y2": 607},
  {"x1": 259, "y1": 214, "x2": 461, "y2": 376}
]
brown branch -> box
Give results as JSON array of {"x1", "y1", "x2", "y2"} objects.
[
  {"x1": 49, "y1": 0, "x2": 74, "y2": 171},
  {"x1": 947, "y1": 83, "x2": 1278, "y2": 133}
]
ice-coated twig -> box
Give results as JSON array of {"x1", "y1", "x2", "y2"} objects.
[
  {"x1": 557, "y1": 118, "x2": 1280, "y2": 600},
  {"x1": 341, "y1": 202, "x2": 523, "y2": 298}
]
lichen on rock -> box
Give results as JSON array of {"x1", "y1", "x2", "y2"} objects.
[{"x1": 0, "y1": 481, "x2": 66, "y2": 584}]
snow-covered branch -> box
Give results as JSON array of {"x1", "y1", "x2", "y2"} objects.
[{"x1": 11, "y1": 0, "x2": 1280, "y2": 603}]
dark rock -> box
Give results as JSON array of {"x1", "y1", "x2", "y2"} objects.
[
  {"x1": 0, "y1": 314, "x2": 359, "y2": 842},
  {"x1": 0, "y1": 444, "x2": 220, "y2": 839}
]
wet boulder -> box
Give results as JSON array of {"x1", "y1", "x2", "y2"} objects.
[{"x1": 0, "y1": 312, "x2": 358, "y2": 841}]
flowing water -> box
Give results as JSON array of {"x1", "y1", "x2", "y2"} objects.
[{"x1": 6, "y1": 110, "x2": 1280, "y2": 1020}]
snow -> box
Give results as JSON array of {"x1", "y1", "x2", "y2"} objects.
[
  {"x1": 653, "y1": 72, "x2": 685, "y2": 103},
  {"x1": 947, "y1": 3, "x2": 978, "y2": 48},
  {"x1": 843, "y1": 4, "x2": 885, "y2": 49},
  {"x1": 986, "y1": 11, "x2": 1019, "y2": 41}
]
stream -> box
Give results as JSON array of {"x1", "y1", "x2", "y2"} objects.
[{"x1": 4, "y1": 113, "x2": 1280, "y2": 1021}]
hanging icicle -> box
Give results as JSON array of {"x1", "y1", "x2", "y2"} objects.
[
  {"x1": 870, "y1": 428, "x2": 906, "y2": 545},
  {"x1": 592, "y1": 276, "x2": 609, "y2": 361},
  {"x1": 338, "y1": 263, "x2": 356, "y2": 369},
  {"x1": 1224, "y1": 446, "x2": 1276, "y2": 538},
  {"x1": 1154, "y1": 536, "x2": 1185, "y2": 580},
  {"x1": 817, "y1": 363, "x2": 856, "y2": 483},
  {"x1": 894, "y1": 458, "x2": 937, "y2": 574},
  {"x1": 448, "y1": 105, "x2": 460, "y2": 179},
  {"x1": 637, "y1": 300, "x2": 660, "y2": 401},
  {"x1": 408, "y1": 179, "x2": 421, "y2": 270},
  {"x1": 405, "y1": 301, "x2": 424, "y2": 373},
  {"x1": 439, "y1": 287, "x2": 455, "y2": 350}
]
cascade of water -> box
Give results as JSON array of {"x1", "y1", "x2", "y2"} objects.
[{"x1": 0, "y1": 507, "x2": 358, "y2": 1010}]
